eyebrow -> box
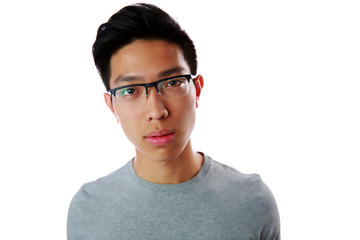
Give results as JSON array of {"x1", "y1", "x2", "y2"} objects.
[
  {"x1": 113, "y1": 75, "x2": 142, "y2": 84},
  {"x1": 113, "y1": 66, "x2": 186, "y2": 85},
  {"x1": 158, "y1": 66, "x2": 186, "y2": 78}
]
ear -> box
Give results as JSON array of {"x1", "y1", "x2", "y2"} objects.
[
  {"x1": 194, "y1": 75, "x2": 204, "y2": 108},
  {"x1": 104, "y1": 93, "x2": 120, "y2": 123}
]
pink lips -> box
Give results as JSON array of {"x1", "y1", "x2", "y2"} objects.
[{"x1": 145, "y1": 130, "x2": 176, "y2": 146}]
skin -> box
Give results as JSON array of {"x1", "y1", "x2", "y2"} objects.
[{"x1": 104, "y1": 39, "x2": 204, "y2": 184}]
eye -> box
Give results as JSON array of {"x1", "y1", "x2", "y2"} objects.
[
  {"x1": 116, "y1": 87, "x2": 138, "y2": 97},
  {"x1": 165, "y1": 79, "x2": 185, "y2": 87}
]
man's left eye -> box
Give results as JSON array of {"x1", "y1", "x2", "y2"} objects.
[{"x1": 166, "y1": 80, "x2": 182, "y2": 87}]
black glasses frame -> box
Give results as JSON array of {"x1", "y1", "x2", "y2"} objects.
[{"x1": 109, "y1": 74, "x2": 193, "y2": 98}]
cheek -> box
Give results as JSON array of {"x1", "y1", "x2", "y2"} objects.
[
  {"x1": 173, "y1": 94, "x2": 197, "y2": 130},
  {"x1": 116, "y1": 108, "x2": 141, "y2": 140}
]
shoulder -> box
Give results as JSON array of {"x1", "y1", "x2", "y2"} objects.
[
  {"x1": 69, "y1": 161, "x2": 131, "y2": 205},
  {"x1": 205, "y1": 155, "x2": 280, "y2": 238},
  {"x1": 67, "y1": 162, "x2": 131, "y2": 233},
  {"x1": 205, "y1": 155, "x2": 278, "y2": 211},
  {"x1": 206, "y1": 156, "x2": 262, "y2": 189},
  {"x1": 67, "y1": 161, "x2": 133, "y2": 237},
  {"x1": 207, "y1": 155, "x2": 277, "y2": 201}
]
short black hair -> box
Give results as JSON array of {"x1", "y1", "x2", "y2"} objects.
[{"x1": 92, "y1": 3, "x2": 198, "y2": 91}]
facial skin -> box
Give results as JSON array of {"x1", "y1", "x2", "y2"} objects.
[{"x1": 104, "y1": 39, "x2": 204, "y2": 184}]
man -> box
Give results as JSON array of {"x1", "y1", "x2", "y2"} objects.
[{"x1": 67, "y1": 3, "x2": 280, "y2": 239}]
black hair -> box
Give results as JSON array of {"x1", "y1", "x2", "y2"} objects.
[{"x1": 92, "y1": 3, "x2": 197, "y2": 91}]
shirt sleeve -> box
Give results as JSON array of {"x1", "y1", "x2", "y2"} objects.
[{"x1": 259, "y1": 180, "x2": 281, "y2": 240}]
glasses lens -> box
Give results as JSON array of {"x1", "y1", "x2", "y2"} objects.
[
  {"x1": 114, "y1": 86, "x2": 145, "y2": 106},
  {"x1": 158, "y1": 76, "x2": 190, "y2": 99}
]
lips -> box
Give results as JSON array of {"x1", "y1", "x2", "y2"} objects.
[{"x1": 145, "y1": 130, "x2": 176, "y2": 146}]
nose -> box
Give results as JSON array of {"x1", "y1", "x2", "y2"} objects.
[{"x1": 145, "y1": 87, "x2": 169, "y2": 121}]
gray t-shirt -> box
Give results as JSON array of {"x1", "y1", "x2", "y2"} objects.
[{"x1": 67, "y1": 154, "x2": 280, "y2": 239}]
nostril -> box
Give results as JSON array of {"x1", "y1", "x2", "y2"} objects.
[{"x1": 146, "y1": 109, "x2": 169, "y2": 121}]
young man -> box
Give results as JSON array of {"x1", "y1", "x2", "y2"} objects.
[{"x1": 67, "y1": 3, "x2": 280, "y2": 240}]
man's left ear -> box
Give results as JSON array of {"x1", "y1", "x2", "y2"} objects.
[{"x1": 195, "y1": 75, "x2": 204, "y2": 108}]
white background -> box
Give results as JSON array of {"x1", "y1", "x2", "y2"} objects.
[{"x1": 1, "y1": 0, "x2": 359, "y2": 239}]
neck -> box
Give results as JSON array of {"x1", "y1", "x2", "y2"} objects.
[{"x1": 133, "y1": 141, "x2": 203, "y2": 184}]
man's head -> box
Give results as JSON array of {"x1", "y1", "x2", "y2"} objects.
[
  {"x1": 93, "y1": 4, "x2": 204, "y2": 163},
  {"x1": 92, "y1": 3, "x2": 197, "y2": 92}
]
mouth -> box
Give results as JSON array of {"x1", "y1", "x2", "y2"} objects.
[{"x1": 145, "y1": 130, "x2": 176, "y2": 146}]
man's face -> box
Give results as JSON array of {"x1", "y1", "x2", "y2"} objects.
[{"x1": 104, "y1": 39, "x2": 203, "y2": 162}]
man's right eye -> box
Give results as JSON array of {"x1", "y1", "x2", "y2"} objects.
[{"x1": 117, "y1": 88, "x2": 137, "y2": 97}]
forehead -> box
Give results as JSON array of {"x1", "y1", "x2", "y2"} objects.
[{"x1": 109, "y1": 40, "x2": 190, "y2": 86}]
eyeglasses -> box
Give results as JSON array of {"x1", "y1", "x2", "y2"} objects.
[{"x1": 109, "y1": 74, "x2": 194, "y2": 107}]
